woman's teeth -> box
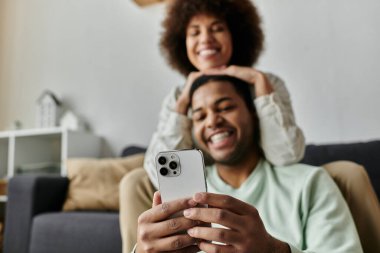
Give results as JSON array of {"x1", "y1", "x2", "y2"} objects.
[{"x1": 199, "y1": 49, "x2": 217, "y2": 56}]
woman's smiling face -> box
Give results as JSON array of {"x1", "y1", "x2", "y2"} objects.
[{"x1": 186, "y1": 14, "x2": 233, "y2": 71}]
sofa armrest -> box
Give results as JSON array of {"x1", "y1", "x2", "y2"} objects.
[
  {"x1": 3, "y1": 175, "x2": 69, "y2": 253},
  {"x1": 302, "y1": 140, "x2": 380, "y2": 199}
]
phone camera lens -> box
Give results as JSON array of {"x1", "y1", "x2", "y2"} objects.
[
  {"x1": 169, "y1": 161, "x2": 177, "y2": 170},
  {"x1": 160, "y1": 167, "x2": 168, "y2": 176},
  {"x1": 158, "y1": 156, "x2": 166, "y2": 165}
]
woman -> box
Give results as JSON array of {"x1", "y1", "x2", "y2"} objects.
[
  {"x1": 143, "y1": 0, "x2": 305, "y2": 190},
  {"x1": 120, "y1": 1, "x2": 379, "y2": 252}
]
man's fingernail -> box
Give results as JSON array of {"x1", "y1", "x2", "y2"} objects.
[
  {"x1": 187, "y1": 228, "x2": 194, "y2": 235},
  {"x1": 188, "y1": 199, "x2": 197, "y2": 206},
  {"x1": 194, "y1": 192, "x2": 203, "y2": 201},
  {"x1": 183, "y1": 209, "x2": 191, "y2": 217}
]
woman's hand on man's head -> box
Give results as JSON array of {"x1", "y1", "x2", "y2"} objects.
[
  {"x1": 175, "y1": 65, "x2": 274, "y2": 115},
  {"x1": 203, "y1": 65, "x2": 274, "y2": 97},
  {"x1": 176, "y1": 71, "x2": 204, "y2": 115}
]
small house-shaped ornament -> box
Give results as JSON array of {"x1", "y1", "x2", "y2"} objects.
[
  {"x1": 36, "y1": 90, "x2": 61, "y2": 128},
  {"x1": 59, "y1": 110, "x2": 85, "y2": 131}
]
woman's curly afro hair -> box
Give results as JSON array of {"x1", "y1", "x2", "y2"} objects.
[{"x1": 160, "y1": 0, "x2": 264, "y2": 76}]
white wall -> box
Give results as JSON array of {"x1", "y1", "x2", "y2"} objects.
[
  {"x1": 0, "y1": 0, "x2": 379, "y2": 157},
  {"x1": 256, "y1": 0, "x2": 380, "y2": 144}
]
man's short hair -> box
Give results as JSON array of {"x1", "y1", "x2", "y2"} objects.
[
  {"x1": 189, "y1": 75, "x2": 255, "y2": 114},
  {"x1": 160, "y1": 0, "x2": 264, "y2": 76}
]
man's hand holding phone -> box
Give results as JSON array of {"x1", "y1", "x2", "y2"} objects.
[
  {"x1": 136, "y1": 149, "x2": 210, "y2": 253},
  {"x1": 183, "y1": 192, "x2": 290, "y2": 253},
  {"x1": 136, "y1": 192, "x2": 201, "y2": 253}
]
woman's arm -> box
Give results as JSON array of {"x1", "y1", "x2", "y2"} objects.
[{"x1": 256, "y1": 73, "x2": 305, "y2": 165}]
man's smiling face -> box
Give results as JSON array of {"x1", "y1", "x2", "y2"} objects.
[{"x1": 191, "y1": 80, "x2": 256, "y2": 165}]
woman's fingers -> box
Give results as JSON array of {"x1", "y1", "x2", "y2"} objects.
[
  {"x1": 176, "y1": 71, "x2": 203, "y2": 114},
  {"x1": 202, "y1": 65, "x2": 255, "y2": 83},
  {"x1": 202, "y1": 67, "x2": 228, "y2": 76}
]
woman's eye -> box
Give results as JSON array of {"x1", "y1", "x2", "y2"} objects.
[
  {"x1": 212, "y1": 25, "x2": 225, "y2": 32},
  {"x1": 187, "y1": 29, "x2": 200, "y2": 36}
]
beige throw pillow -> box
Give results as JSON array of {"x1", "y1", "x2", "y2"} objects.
[{"x1": 63, "y1": 154, "x2": 145, "y2": 211}]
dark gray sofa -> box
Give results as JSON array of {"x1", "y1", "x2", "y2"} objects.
[{"x1": 3, "y1": 141, "x2": 380, "y2": 253}]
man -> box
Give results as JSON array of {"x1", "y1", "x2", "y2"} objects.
[{"x1": 134, "y1": 75, "x2": 363, "y2": 253}]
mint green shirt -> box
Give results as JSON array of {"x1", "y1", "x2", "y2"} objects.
[{"x1": 206, "y1": 160, "x2": 363, "y2": 253}]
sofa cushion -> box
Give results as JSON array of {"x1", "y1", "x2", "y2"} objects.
[
  {"x1": 63, "y1": 154, "x2": 144, "y2": 211},
  {"x1": 302, "y1": 140, "x2": 380, "y2": 199},
  {"x1": 29, "y1": 212, "x2": 121, "y2": 253}
]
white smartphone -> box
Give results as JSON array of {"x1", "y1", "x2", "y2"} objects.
[{"x1": 155, "y1": 149, "x2": 207, "y2": 203}]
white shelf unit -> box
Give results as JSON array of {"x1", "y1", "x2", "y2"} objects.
[{"x1": 0, "y1": 127, "x2": 101, "y2": 178}]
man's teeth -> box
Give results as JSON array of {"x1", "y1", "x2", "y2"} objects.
[
  {"x1": 199, "y1": 49, "x2": 217, "y2": 56},
  {"x1": 210, "y1": 132, "x2": 230, "y2": 143}
]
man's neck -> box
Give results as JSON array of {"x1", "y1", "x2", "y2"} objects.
[{"x1": 215, "y1": 148, "x2": 260, "y2": 189}]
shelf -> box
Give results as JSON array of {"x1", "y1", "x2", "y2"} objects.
[
  {"x1": 0, "y1": 128, "x2": 101, "y2": 177},
  {"x1": 0, "y1": 127, "x2": 63, "y2": 138}
]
